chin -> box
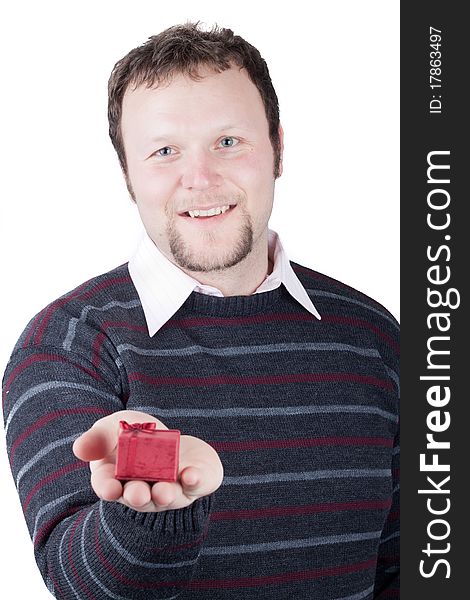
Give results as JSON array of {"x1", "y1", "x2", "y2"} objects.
[
  {"x1": 169, "y1": 221, "x2": 254, "y2": 273},
  {"x1": 175, "y1": 248, "x2": 249, "y2": 273}
]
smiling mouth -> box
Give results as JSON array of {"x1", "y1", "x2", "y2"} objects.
[{"x1": 181, "y1": 204, "x2": 236, "y2": 219}]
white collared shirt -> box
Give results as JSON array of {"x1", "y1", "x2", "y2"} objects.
[{"x1": 128, "y1": 229, "x2": 321, "y2": 336}]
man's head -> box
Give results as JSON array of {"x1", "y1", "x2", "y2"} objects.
[
  {"x1": 108, "y1": 22, "x2": 281, "y2": 181},
  {"x1": 108, "y1": 23, "x2": 283, "y2": 277}
]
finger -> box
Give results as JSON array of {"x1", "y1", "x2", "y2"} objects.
[
  {"x1": 73, "y1": 410, "x2": 168, "y2": 462},
  {"x1": 122, "y1": 480, "x2": 152, "y2": 508},
  {"x1": 151, "y1": 481, "x2": 178, "y2": 507},
  {"x1": 90, "y1": 462, "x2": 123, "y2": 501},
  {"x1": 179, "y1": 466, "x2": 205, "y2": 498},
  {"x1": 73, "y1": 424, "x2": 118, "y2": 462},
  {"x1": 116, "y1": 497, "x2": 158, "y2": 513}
]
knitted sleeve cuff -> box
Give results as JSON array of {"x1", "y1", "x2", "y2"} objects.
[{"x1": 101, "y1": 495, "x2": 212, "y2": 543}]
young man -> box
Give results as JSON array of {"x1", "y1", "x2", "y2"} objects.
[{"x1": 2, "y1": 23, "x2": 399, "y2": 599}]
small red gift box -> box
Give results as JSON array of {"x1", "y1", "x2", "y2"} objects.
[{"x1": 115, "y1": 421, "x2": 180, "y2": 482}]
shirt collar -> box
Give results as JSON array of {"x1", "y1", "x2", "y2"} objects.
[{"x1": 128, "y1": 229, "x2": 321, "y2": 336}]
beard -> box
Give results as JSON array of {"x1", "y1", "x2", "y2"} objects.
[{"x1": 166, "y1": 202, "x2": 254, "y2": 273}]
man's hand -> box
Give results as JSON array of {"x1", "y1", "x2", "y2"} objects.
[{"x1": 73, "y1": 410, "x2": 223, "y2": 512}]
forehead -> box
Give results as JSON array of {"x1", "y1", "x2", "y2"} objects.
[{"x1": 121, "y1": 67, "x2": 268, "y2": 138}]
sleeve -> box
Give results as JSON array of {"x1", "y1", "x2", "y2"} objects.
[
  {"x1": 2, "y1": 342, "x2": 211, "y2": 600},
  {"x1": 373, "y1": 313, "x2": 400, "y2": 598},
  {"x1": 373, "y1": 427, "x2": 400, "y2": 598}
]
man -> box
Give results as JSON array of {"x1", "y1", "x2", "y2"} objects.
[{"x1": 2, "y1": 23, "x2": 399, "y2": 599}]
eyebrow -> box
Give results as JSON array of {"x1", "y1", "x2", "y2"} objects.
[
  {"x1": 149, "y1": 134, "x2": 174, "y2": 144},
  {"x1": 217, "y1": 123, "x2": 252, "y2": 131},
  {"x1": 149, "y1": 124, "x2": 252, "y2": 143}
]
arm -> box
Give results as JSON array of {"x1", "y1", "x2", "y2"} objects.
[
  {"x1": 2, "y1": 343, "x2": 221, "y2": 600},
  {"x1": 374, "y1": 312, "x2": 400, "y2": 598},
  {"x1": 373, "y1": 428, "x2": 400, "y2": 598}
]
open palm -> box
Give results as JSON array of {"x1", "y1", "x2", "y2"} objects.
[{"x1": 73, "y1": 410, "x2": 224, "y2": 512}]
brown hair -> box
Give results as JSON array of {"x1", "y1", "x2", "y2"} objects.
[{"x1": 108, "y1": 22, "x2": 281, "y2": 180}]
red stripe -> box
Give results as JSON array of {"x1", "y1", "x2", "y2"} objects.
[
  {"x1": 91, "y1": 315, "x2": 397, "y2": 381},
  {"x1": 92, "y1": 332, "x2": 107, "y2": 369},
  {"x1": 32, "y1": 275, "x2": 132, "y2": 346},
  {"x1": 188, "y1": 558, "x2": 377, "y2": 589},
  {"x1": 23, "y1": 461, "x2": 87, "y2": 512},
  {"x1": 47, "y1": 571, "x2": 66, "y2": 599},
  {"x1": 91, "y1": 321, "x2": 147, "y2": 369},
  {"x1": 10, "y1": 407, "x2": 110, "y2": 464},
  {"x1": 23, "y1": 281, "x2": 91, "y2": 348},
  {"x1": 94, "y1": 510, "x2": 126, "y2": 584},
  {"x1": 94, "y1": 508, "x2": 377, "y2": 592},
  {"x1": 68, "y1": 510, "x2": 96, "y2": 600},
  {"x1": 2, "y1": 353, "x2": 101, "y2": 409},
  {"x1": 164, "y1": 312, "x2": 315, "y2": 329},
  {"x1": 210, "y1": 437, "x2": 393, "y2": 452},
  {"x1": 128, "y1": 371, "x2": 393, "y2": 390},
  {"x1": 322, "y1": 315, "x2": 399, "y2": 353},
  {"x1": 34, "y1": 506, "x2": 82, "y2": 547},
  {"x1": 211, "y1": 499, "x2": 392, "y2": 521}
]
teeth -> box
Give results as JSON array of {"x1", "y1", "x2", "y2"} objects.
[{"x1": 188, "y1": 205, "x2": 231, "y2": 218}]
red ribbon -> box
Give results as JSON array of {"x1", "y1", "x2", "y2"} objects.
[
  {"x1": 119, "y1": 422, "x2": 157, "y2": 473},
  {"x1": 119, "y1": 421, "x2": 157, "y2": 431}
]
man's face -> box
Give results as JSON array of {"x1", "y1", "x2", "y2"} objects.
[{"x1": 121, "y1": 66, "x2": 282, "y2": 274}]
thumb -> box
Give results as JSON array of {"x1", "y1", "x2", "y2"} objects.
[
  {"x1": 72, "y1": 410, "x2": 167, "y2": 462},
  {"x1": 73, "y1": 421, "x2": 117, "y2": 462}
]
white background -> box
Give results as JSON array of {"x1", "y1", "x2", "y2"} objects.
[{"x1": 0, "y1": 1, "x2": 399, "y2": 597}]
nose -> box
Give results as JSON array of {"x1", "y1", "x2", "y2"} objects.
[{"x1": 180, "y1": 151, "x2": 223, "y2": 191}]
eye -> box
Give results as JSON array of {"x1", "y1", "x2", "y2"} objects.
[
  {"x1": 154, "y1": 146, "x2": 174, "y2": 157},
  {"x1": 219, "y1": 136, "x2": 239, "y2": 148}
]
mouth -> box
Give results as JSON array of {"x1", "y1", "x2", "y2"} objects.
[{"x1": 178, "y1": 204, "x2": 237, "y2": 221}]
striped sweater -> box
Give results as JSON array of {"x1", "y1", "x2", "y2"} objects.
[{"x1": 2, "y1": 261, "x2": 400, "y2": 599}]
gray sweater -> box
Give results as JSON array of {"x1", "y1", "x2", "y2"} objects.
[{"x1": 2, "y1": 261, "x2": 399, "y2": 599}]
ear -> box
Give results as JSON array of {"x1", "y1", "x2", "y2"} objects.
[{"x1": 277, "y1": 123, "x2": 284, "y2": 178}]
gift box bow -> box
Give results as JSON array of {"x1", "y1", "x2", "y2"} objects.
[{"x1": 119, "y1": 421, "x2": 157, "y2": 431}]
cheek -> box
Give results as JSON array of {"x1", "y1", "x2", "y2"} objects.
[
  {"x1": 232, "y1": 156, "x2": 275, "y2": 223},
  {"x1": 232, "y1": 150, "x2": 274, "y2": 188},
  {"x1": 129, "y1": 166, "x2": 177, "y2": 207}
]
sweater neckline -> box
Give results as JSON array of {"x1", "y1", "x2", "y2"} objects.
[{"x1": 182, "y1": 285, "x2": 285, "y2": 317}]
